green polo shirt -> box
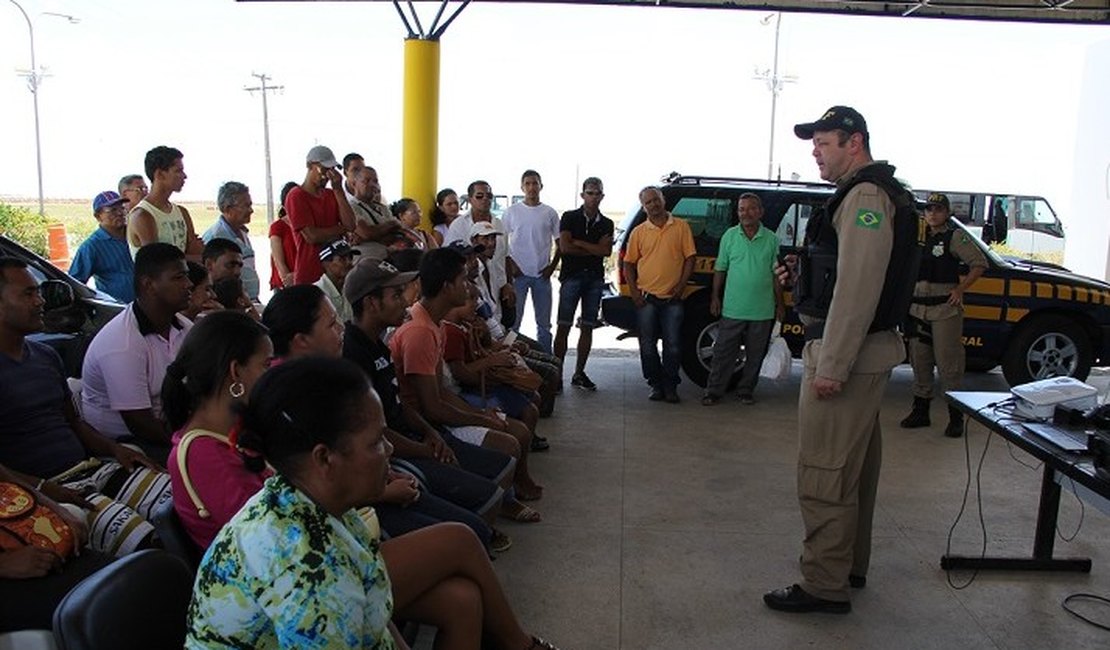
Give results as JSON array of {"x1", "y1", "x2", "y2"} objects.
[{"x1": 714, "y1": 224, "x2": 778, "y2": 320}]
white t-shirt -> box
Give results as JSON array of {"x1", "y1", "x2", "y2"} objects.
[
  {"x1": 81, "y1": 304, "x2": 191, "y2": 440},
  {"x1": 445, "y1": 213, "x2": 510, "y2": 294},
  {"x1": 502, "y1": 202, "x2": 560, "y2": 277}
]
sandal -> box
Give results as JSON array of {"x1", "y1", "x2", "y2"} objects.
[{"x1": 501, "y1": 503, "x2": 542, "y2": 523}]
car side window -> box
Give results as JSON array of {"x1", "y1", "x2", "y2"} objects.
[
  {"x1": 775, "y1": 202, "x2": 819, "y2": 248},
  {"x1": 671, "y1": 197, "x2": 732, "y2": 240}
]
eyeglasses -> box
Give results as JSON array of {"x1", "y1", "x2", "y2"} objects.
[{"x1": 123, "y1": 187, "x2": 148, "y2": 194}]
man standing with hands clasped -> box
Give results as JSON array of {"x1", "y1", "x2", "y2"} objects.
[
  {"x1": 702, "y1": 192, "x2": 784, "y2": 406},
  {"x1": 764, "y1": 106, "x2": 921, "y2": 614},
  {"x1": 623, "y1": 186, "x2": 695, "y2": 404}
]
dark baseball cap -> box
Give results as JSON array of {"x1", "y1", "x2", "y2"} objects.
[
  {"x1": 794, "y1": 106, "x2": 868, "y2": 140},
  {"x1": 318, "y1": 240, "x2": 360, "y2": 262},
  {"x1": 445, "y1": 240, "x2": 484, "y2": 256},
  {"x1": 342, "y1": 257, "x2": 419, "y2": 306},
  {"x1": 926, "y1": 193, "x2": 951, "y2": 211}
]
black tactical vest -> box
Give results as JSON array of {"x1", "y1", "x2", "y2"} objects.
[
  {"x1": 794, "y1": 163, "x2": 924, "y2": 336},
  {"x1": 918, "y1": 226, "x2": 960, "y2": 284}
]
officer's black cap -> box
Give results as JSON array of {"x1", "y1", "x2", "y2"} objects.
[
  {"x1": 794, "y1": 106, "x2": 868, "y2": 140},
  {"x1": 926, "y1": 193, "x2": 951, "y2": 211}
]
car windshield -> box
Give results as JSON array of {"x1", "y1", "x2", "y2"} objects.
[{"x1": 949, "y1": 220, "x2": 1007, "y2": 267}]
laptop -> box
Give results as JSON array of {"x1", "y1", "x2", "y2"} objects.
[{"x1": 1021, "y1": 422, "x2": 1090, "y2": 453}]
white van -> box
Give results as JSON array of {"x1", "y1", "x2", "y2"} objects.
[{"x1": 915, "y1": 190, "x2": 1065, "y2": 259}]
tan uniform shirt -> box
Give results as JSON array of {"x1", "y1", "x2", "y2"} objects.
[
  {"x1": 812, "y1": 164, "x2": 906, "y2": 382},
  {"x1": 909, "y1": 222, "x2": 989, "y2": 321}
]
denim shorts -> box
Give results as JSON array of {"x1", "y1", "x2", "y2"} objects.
[{"x1": 557, "y1": 273, "x2": 604, "y2": 328}]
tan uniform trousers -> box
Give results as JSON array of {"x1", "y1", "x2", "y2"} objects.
[
  {"x1": 909, "y1": 304, "x2": 965, "y2": 400},
  {"x1": 798, "y1": 339, "x2": 893, "y2": 602}
]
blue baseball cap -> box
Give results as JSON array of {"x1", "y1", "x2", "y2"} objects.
[{"x1": 92, "y1": 191, "x2": 126, "y2": 213}]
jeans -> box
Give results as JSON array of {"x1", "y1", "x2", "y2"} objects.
[
  {"x1": 513, "y1": 274, "x2": 553, "y2": 353},
  {"x1": 635, "y1": 295, "x2": 684, "y2": 389}
]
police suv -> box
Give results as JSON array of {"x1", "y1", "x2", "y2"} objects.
[{"x1": 600, "y1": 174, "x2": 1110, "y2": 388}]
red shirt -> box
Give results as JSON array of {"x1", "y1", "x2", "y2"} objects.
[
  {"x1": 268, "y1": 218, "x2": 297, "y2": 290},
  {"x1": 286, "y1": 186, "x2": 341, "y2": 285},
  {"x1": 388, "y1": 302, "x2": 443, "y2": 408}
]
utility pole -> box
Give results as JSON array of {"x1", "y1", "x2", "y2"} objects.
[
  {"x1": 754, "y1": 13, "x2": 797, "y2": 180},
  {"x1": 245, "y1": 72, "x2": 283, "y2": 223}
]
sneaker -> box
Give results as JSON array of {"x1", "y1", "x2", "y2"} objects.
[
  {"x1": 648, "y1": 387, "x2": 665, "y2": 401},
  {"x1": 490, "y1": 529, "x2": 512, "y2": 553},
  {"x1": 570, "y1": 372, "x2": 597, "y2": 391},
  {"x1": 663, "y1": 387, "x2": 680, "y2": 404},
  {"x1": 530, "y1": 435, "x2": 551, "y2": 452},
  {"x1": 737, "y1": 393, "x2": 756, "y2": 405}
]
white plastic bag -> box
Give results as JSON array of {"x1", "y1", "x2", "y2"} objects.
[{"x1": 759, "y1": 322, "x2": 792, "y2": 380}]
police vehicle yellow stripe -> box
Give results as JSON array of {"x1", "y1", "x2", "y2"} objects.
[
  {"x1": 968, "y1": 277, "x2": 1005, "y2": 296},
  {"x1": 1075, "y1": 287, "x2": 1090, "y2": 303},
  {"x1": 1009, "y1": 280, "x2": 1031, "y2": 297},
  {"x1": 1058, "y1": 285, "x2": 1072, "y2": 300},
  {"x1": 1036, "y1": 283, "x2": 1053, "y2": 299},
  {"x1": 965, "y1": 305, "x2": 1003, "y2": 321},
  {"x1": 1006, "y1": 307, "x2": 1029, "y2": 323}
]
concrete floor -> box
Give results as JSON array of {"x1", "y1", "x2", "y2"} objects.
[{"x1": 488, "y1": 353, "x2": 1110, "y2": 650}]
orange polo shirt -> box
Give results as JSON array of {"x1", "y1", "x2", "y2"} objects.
[{"x1": 624, "y1": 214, "x2": 696, "y2": 299}]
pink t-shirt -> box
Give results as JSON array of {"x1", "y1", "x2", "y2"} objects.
[
  {"x1": 286, "y1": 186, "x2": 341, "y2": 285},
  {"x1": 388, "y1": 302, "x2": 443, "y2": 408},
  {"x1": 167, "y1": 429, "x2": 271, "y2": 550}
]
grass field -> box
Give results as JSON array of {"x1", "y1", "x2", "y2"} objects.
[{"x1": 3, "y1": 198, "x2": 273, "y2": 253}]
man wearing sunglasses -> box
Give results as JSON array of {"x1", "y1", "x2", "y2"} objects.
[
  {"x1": 445, "y1": 181, "x2": 515, "y2": 324},
  {"x1": 553, "y1": 177, "x2": 613, "y2": 391}
]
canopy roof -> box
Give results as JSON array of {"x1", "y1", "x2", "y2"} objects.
[{"x1": 243, "y1": 0, "x2": 1110, "y2": 26}]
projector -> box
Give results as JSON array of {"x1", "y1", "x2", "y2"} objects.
[{"x1": 1011, "y1": 376, "x2": 1099, "y2": 420}]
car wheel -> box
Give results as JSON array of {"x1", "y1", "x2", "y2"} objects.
[
  {"x1": 679, "y1": 302, "x2": 743, "y2": 389},
  {"x1": 1001, "y1": 315, "x2": 1092, "y2": 386}
]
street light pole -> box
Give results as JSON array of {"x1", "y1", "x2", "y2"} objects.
[
  {"x1": 754, "y1": 12, "x2": 797, "y2": 181},
  {"x1": 245, "y1": 73, "x2": 283, "y2": 223},
  {"x1": 9, "y1": 0, "x2": 44, "y2": 216}
]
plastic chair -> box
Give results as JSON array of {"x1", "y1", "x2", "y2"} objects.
[
  {"x1": 149, "y1": 498, "x2": 203, "y2": 572},
  {"x1": 52, "y1": 550, "x2": 192, "y2": 650}
]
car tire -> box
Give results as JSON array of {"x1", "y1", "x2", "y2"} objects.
[
  {"x1": 679, "y1": 299, "x2": 744, "y2": 389},
  {"x1": 1001, "y1": 314, "x2": 1093, "y2": 386}
]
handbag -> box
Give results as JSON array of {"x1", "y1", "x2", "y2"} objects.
[
  {"x1": 487, "y1": 355, "x2": 544, "y2": 393},
  {"x1": 759, "y1": 322, "x2": 793, "y2": 380},
  {"x1": 0, "y1": 481, "x2": 76, "y2": 559}
]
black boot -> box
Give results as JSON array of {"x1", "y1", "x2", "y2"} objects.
[
  {"x1": 944, "y1": 405, "x2": 964, "y2": 438},
  {"x1": 900, "y1": 396, "x2": 931, "y2": 428}
]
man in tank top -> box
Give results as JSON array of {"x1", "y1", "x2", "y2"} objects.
[{"x1": 127, "y1": 146, "x2": 204, "y2": 261}]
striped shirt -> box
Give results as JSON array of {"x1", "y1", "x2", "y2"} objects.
[{"x1": 68, "y1": 227, "x2": 134, "y2": 302}]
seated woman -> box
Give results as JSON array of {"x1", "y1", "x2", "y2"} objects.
[
  {"x1": 181, "y1": 261, "x2": 222, "y2": 322},
  {"x1": 163, "y1": 310, "x2": 273, "y2": 551},
  {"x1": 389, "y1": 198, "x2": 438, "y2": 251},
  {"x1": 186, "y1": 357, "x2": 560, "y2": 650},
  {"x1": 0, "y1": 462, "x2": 113, "y2": 633}
]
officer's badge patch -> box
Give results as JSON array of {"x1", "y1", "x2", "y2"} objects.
[
  {"x1": 855, "y1": 209, "x2": 883, "y2": 229},
  {"x1": 932, "y1": 244, "x2": 945, "y2": 257}
]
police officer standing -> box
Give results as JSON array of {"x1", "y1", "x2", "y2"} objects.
[
  {"x1": 764, "y1": 106, "x2": 921, "y2": 614},
  {"x1": 900, "y1": 193, "x2": 987, "y2": 437}
]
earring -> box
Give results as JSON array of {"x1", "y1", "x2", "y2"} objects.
[{"x1": 229, "y1": 382, "x2": 245, "y2": 399}]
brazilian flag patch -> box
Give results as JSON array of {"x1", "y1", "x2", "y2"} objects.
[{"x1": 855, "y1": 209, "x2": 883, "y2": 229}]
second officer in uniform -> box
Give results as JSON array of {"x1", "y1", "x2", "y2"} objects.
[{"x1": 899, "y1": 192, "x2": 987, "y2": 437}]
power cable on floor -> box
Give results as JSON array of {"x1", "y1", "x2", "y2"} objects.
[
  {"x1": 944, "y1": 406, "x2": 994, "y2": 590},
  {"x1": 1061, "y1": 593, "x2": 1110, "y2": 632}
]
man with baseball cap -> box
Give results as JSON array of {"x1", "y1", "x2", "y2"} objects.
[
  {"x1": 900, "y1": 192, "x2": 987, "y2": 436},
  {"x1": 764, "y1": 105, "x2": 921, "y2": 614},
  {"x1": 286, "y1": 145, "x2": 357, "y2": 285},
  {"x1": 314, "y1": 239, "x2": 359, "y2": 324},
  {"x1": 69, "y1": 191, "x2": 135, "y2": 302}
]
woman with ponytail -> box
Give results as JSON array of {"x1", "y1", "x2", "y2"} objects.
[{"x1": 161, "y1": 310, "x2": 273, "y2": 550}]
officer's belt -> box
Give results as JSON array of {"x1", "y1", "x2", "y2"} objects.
[
  {"x1": 911, "y1": 295, "x2": 949, "y2": 306},
  {"x1": 804, "y1": 322, "x2": 826, "y2": 341}
]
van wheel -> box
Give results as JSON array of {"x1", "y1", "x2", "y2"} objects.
[
  {"x1": 680, "y1": 303, "x2": 742, "y2": 389},
  {"x1": 1001, "y1": 315, "x2": 1092, "y2": 386}
]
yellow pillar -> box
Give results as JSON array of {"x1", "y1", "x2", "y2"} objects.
[{"x1": 401, "y1": 38, "x2": 440, "y2": 233}]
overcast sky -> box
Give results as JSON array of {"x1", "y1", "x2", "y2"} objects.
[{"x1": 1, "y1": 0, "x2": 1107, "y2": 223}]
